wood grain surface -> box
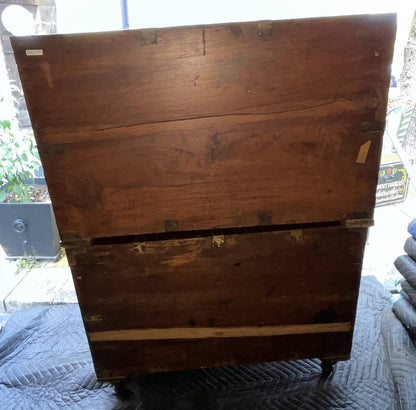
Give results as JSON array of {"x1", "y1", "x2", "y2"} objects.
[
  {"x1": 11, "y1": 14, "x2": 396, "y2": 238},
  {"x1": 11, "y1": 15, "x2": 394, "y2": 378},
  {"x1": 91, "y1": 332, "x2": 353, "y2": 380},
  {"x1": 88, "y1": 322, "x2": 352, "y2": 342},
  {"x1": 68, "y1": 226, "x2": 366, "y2": 333}
]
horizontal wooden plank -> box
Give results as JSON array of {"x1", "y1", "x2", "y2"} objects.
[
  {"x1": 39, "y1": 109, "x2": 382, "y2": 239},
  {"x1": 69, "y1": 226, "x2": 365, "y2": 332},
  {"x1": 12, "y1": 15, "x2": 395, "y2": 137},
  {"x1": 88, "y1": 322, "x2": 351, "y2": 342},
  {"x1": 91, "y1": 332, "x2": 353, "y2": 379},
  {"x1": 11, "y1": 15, "x2": 395, "y2": 238}
]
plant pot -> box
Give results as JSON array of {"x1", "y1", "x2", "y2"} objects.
[{"x1": 0, "y1": 202, "x2": 60, "y2": 260}]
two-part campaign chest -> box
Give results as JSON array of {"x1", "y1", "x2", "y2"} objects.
[{"x1": 12, "y1": 14, "x2": 395, "y2": 381}]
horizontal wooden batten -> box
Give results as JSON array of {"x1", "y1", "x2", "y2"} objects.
[{"x1": 88, "y1": 322, "x2": 352, "y2": 342}]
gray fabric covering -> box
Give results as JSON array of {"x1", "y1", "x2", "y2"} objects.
[
  {"x1": 1, "y1": 276, "x2": 416, "y2": 409},
  {"x1": 400, "y1": 279, "x2": 416, "y2": 308},
  {"x1": 404, "y1": 236, "x2": 416, "y2": 261},
  {"x1": 394, "y1": 255, "x2": 416, "y2": 288},
  {"x1": 392, "y1": 298, "x2": 416, "y2": 344},
  {"x1": 401, "y1": 286, "x2": 415, "y2": 307}
]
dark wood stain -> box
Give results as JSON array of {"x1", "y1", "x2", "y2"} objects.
[
  {"x1": 258, "y1": 212, "x2": 272, "y2": 226},
  {"x1": 208, "y1": 131, "x2": 221, "y2": 162},
  {"x1": 229, "y1": 24, "x2": 244, "y2": 37},
  {"x1": 164, "y1": 220, "x2": 178, "y2": 232}
]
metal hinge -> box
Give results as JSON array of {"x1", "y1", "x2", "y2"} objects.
[{"x1": 345, "y1": 219, "x2": 374, "y2": 229}]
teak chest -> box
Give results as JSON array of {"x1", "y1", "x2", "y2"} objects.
[{"x1": 12, "y1": 14, "x2": 396, "y2": 382}]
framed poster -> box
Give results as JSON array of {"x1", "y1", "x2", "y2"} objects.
[{"x1": 376, "y1": 162, "x2": 409, "y2": 206}]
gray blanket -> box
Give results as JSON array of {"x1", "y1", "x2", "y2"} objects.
[
  {"x1": 395, "y1": 255, "x2": 416, "y2": 288},
  {"x1": 392, "y1": 298, "x2": 416, "y2": 344},
  {"x1": 400, "y1": 279, "x2": 416, "y2": 308},
  {"x1": 404, "y1": 236, "x2": 416, "y2": 261}
]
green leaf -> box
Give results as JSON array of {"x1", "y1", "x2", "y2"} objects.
[
  {"x1": 1, "y1": 120, "x2": 11, "y2": 130},
  {"x1": 20, "y1": 193, "x2": 31, "y2": 202},
  {"x1": 0, "y1": 122, "x2": 44, "y2": 202},
  {"x1": 0, "y1": 190, "x2": 7, "y2": 202}
]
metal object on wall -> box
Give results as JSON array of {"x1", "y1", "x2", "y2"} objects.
[{"x1": 0, "y1": 203, "x2": 60, "y2": 260}]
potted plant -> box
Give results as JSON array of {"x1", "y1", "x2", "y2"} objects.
[{"x1": 0, "y1": 118, "x2": 60, "y2": 260}]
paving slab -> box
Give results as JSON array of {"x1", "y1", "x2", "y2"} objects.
[
  {"x1": 4, "y1": 267, "x2": 72, "y2": 312},
  {"x1": 52, "y1": 276, "x2": 77, "y2": 305},
  {"x1": 40, "y1": 253, "x2": 70, "y2": 269},
  {"x1": 0, "y1": 270, "x2": 30, "y2": 312},
  {"x1": 0, "y1": 256, "x2": 30, "y2": 313},
  {"x1": 395, "y1": 190, "x2": 416, "y2": 220},
  {"x1": 362, "y1": 199, "x2": 414, "y2": 289}
]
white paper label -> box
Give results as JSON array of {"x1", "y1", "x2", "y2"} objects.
[{"x1": 25, "y1": 49, "x2": 43, "y2": 56}]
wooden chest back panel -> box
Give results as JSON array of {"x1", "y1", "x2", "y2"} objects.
[
  {"x1": 69, "y1": 226, "x2": 365, "y2": 333},
  {"x1": 11, "y1": 15, "x2": 395, "y2": 238},
  {"x1": 11, "y1": 15, "x2": 395, "y2": 380}
]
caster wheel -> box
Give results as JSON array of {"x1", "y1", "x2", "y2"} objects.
[
  {"x1": 113, "y1": 378, "x2": 135, "y2": 401},
  {"x1": 320, "y1": 359, "x2": 337, "y2": 380}
]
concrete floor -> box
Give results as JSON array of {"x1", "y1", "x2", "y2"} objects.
[
  {"x1": 0, "y1": 187, "x2": 415, "y2": 315},
  {"x1": 0, "y1": 249, "x2": 76, "y2": 314}
]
